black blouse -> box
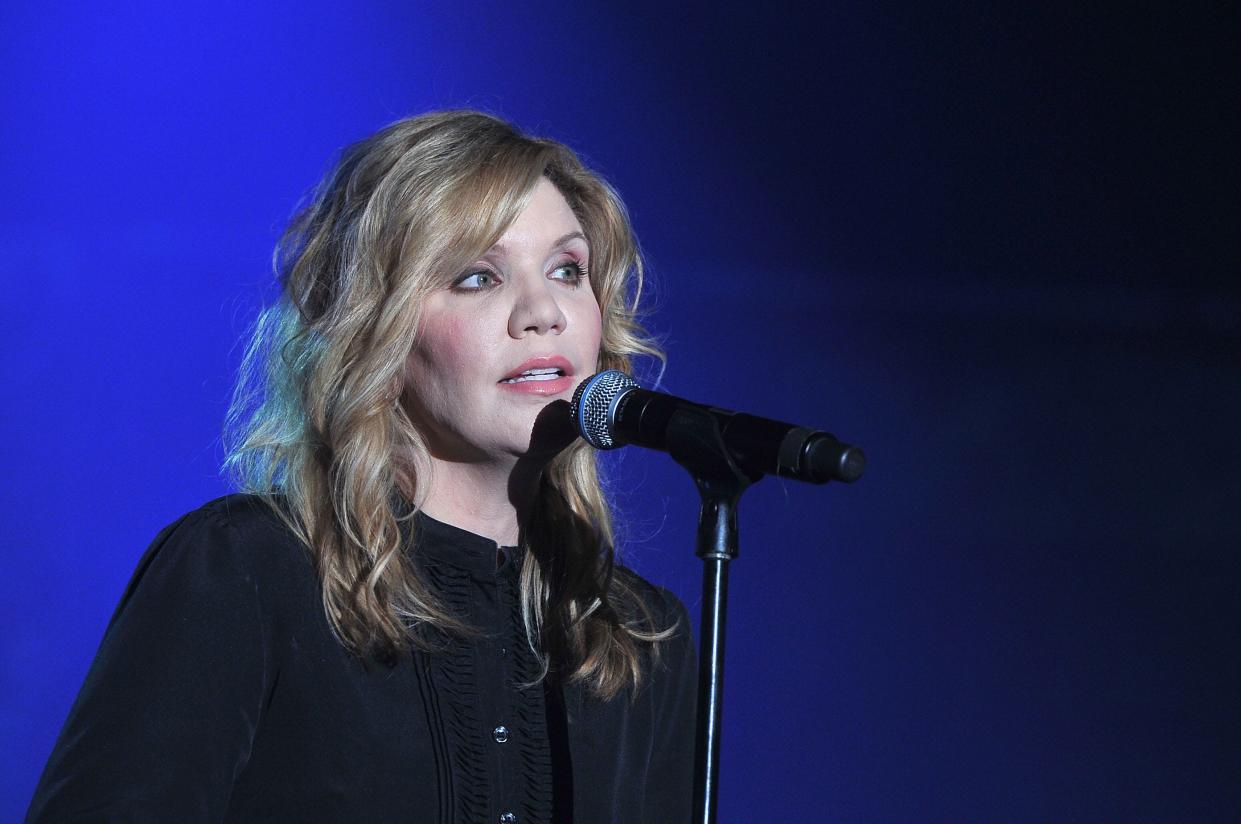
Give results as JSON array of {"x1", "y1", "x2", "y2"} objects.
[{"x1": 27, "y1": 494, "x2": 697, "y2": 823}]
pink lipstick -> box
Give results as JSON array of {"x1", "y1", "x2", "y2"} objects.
[{"x1": 498, "y1": 355, "x2": 575, "y2": 396}]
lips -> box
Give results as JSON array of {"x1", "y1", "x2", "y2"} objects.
[
  {"x1": 498, "y1": 355, "x2": 576, "y2": 396},
  {"x1": 499, "y1": 355, "x2": 573, "y2": 384}
]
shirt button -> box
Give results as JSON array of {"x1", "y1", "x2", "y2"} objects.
[
  {"x1": 492, "y1": 725, "x2": 510, "y2": 743},
  {"x1": 499, "y1": 813, "x2": 517, "y2": 823}
]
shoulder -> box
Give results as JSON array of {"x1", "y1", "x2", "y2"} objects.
[
  {"x1": 183, "y1": 492, "x2": 301, "y2": 544},
  {"x1": 613, "y1": 565, "x2": 687, "y2": 618},
  {"x1": 116, "y1": 494, "x2": 313, "y2": 620},
  {"x1": 612, "y1": 565, "x2": 693, "y2": 650},
  {"x1": 145, "y1": 493, "x2": 308, "y2": 570}
]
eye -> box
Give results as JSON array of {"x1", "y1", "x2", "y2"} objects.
[
  {"x1": 549, "y1": 261, "x2": 588, "y2": 286},
  {"x1": 453, "y1": 269, "x2": 500, "y2": 291}
]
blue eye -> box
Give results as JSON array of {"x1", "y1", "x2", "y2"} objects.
[
  {"x1": 550, "y1": 261, "x2": 588, "y2": 284},
  {"x1": 454, "y1": 269, "x2": 499, "y2": 291}
]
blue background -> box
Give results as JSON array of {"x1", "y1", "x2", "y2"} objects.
[{"x1": 3, "y1": 2, "x2": 1238, "y2": 821}]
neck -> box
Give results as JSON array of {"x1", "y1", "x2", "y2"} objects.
[{"x1": 414, "y1": 455, "x2": 543, "y2": 547}]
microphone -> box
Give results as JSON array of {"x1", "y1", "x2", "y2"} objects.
[{"x1": 570, "y1": 370, "x2": 865, "y2": 484}]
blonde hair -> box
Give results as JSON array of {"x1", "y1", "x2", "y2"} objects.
[{"x1": 225, "y1": 110, "x2": 668, "y2": 697}]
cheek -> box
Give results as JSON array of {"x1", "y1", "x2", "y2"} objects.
[
  {"x1": 407, "y1": 314, "x2": 475, "y2": 395},
  {"x1": 574, "y1": 298, "x2": 603, "y2": 362}
]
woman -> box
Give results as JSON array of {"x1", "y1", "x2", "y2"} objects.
[{"x1": 27, "y1": 111, "x2": 697, "y2": 823}]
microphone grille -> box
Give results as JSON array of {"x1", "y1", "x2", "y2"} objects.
[{"x1": 570, "y1": 370, "x2": 639, "y2": 449}]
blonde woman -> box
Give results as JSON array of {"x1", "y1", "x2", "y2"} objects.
[{"x1": 28, "y1": 111, "x2": 696, "y2": 823}]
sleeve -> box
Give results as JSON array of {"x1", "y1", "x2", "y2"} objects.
[
  {"x1": 645, "y1": 587, "x2": 699, "y2": 822},
  {"x1": 26, "y1": 508, "x2": 272, "y2": 823}
]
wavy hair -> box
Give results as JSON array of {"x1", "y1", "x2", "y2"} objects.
[{"x1": 225, "y1": 110, "x2": 669, "y2": 698}]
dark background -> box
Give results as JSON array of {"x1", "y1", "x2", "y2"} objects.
[{"x1": 3, "y1": 2, "x2": 1238, "y2": 820}]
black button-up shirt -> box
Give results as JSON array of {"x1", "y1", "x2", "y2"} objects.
[{"x1": 27, "y1": 495, "x2": 697, "y2": 823}]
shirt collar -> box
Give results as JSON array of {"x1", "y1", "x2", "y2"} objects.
[{"x1": 412, "y1": 509, "x2": 522, "y2": 579}]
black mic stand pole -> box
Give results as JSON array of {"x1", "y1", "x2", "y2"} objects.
[{"x1": 663, "y1": 407, "x2": 763, "y2": 824}]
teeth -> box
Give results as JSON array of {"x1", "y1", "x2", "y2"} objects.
[
  {"x1": 502, "y1": 367, "x2": 564, "y2": 384},
  {"x1": 505, "y1": 376, "x2": 557, "y2": 383}
]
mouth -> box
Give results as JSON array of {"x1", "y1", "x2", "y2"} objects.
[
  {"x1": 498, "y1": 356, "x2": 575, "y2": 394},
  {"x1": 500, "y1": 366, "x2": 567, "y2": 385},
  {"x1": 499, "y1": 355, "x2": 573, "y2": 383}
]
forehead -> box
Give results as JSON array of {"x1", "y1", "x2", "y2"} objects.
[{"x1": 486, "y1": 178, "x2": 586, "y2": 256}]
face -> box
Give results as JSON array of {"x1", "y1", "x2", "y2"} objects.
[{"x1": 403, "y1": 177, "x2": 602, "y2": 465}]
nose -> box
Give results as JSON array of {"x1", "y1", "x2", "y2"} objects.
[{"x1": 508, "y1": 272, "x2": 567, "y2": 338}]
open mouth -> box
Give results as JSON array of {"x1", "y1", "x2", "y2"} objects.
[{"x1": 500, "y1": 367, "x2": 566, "y2": 384}]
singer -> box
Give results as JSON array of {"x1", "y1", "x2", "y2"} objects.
[{"x1": 27, "y1": 111, "x2": 696, "y2": 823}]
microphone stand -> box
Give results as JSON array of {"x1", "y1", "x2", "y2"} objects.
[
  {"x1": 571, "y1": 368, "x2": 865, "y2": 821},
  {"x1": 663, "y1": 406, "x2": 763, "y2": 824}
]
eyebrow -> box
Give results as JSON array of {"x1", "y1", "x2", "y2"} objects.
[
  {"x1": 551, "y1": 231, "x2": 588, "y2": 248},
  {"x1": 488, "y1": 231, "x2": 588, "y2": 254}
]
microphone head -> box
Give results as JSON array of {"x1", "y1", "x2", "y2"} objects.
[{"x1": 570, "y1": 370, "x2": 639, "y2": 449}]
